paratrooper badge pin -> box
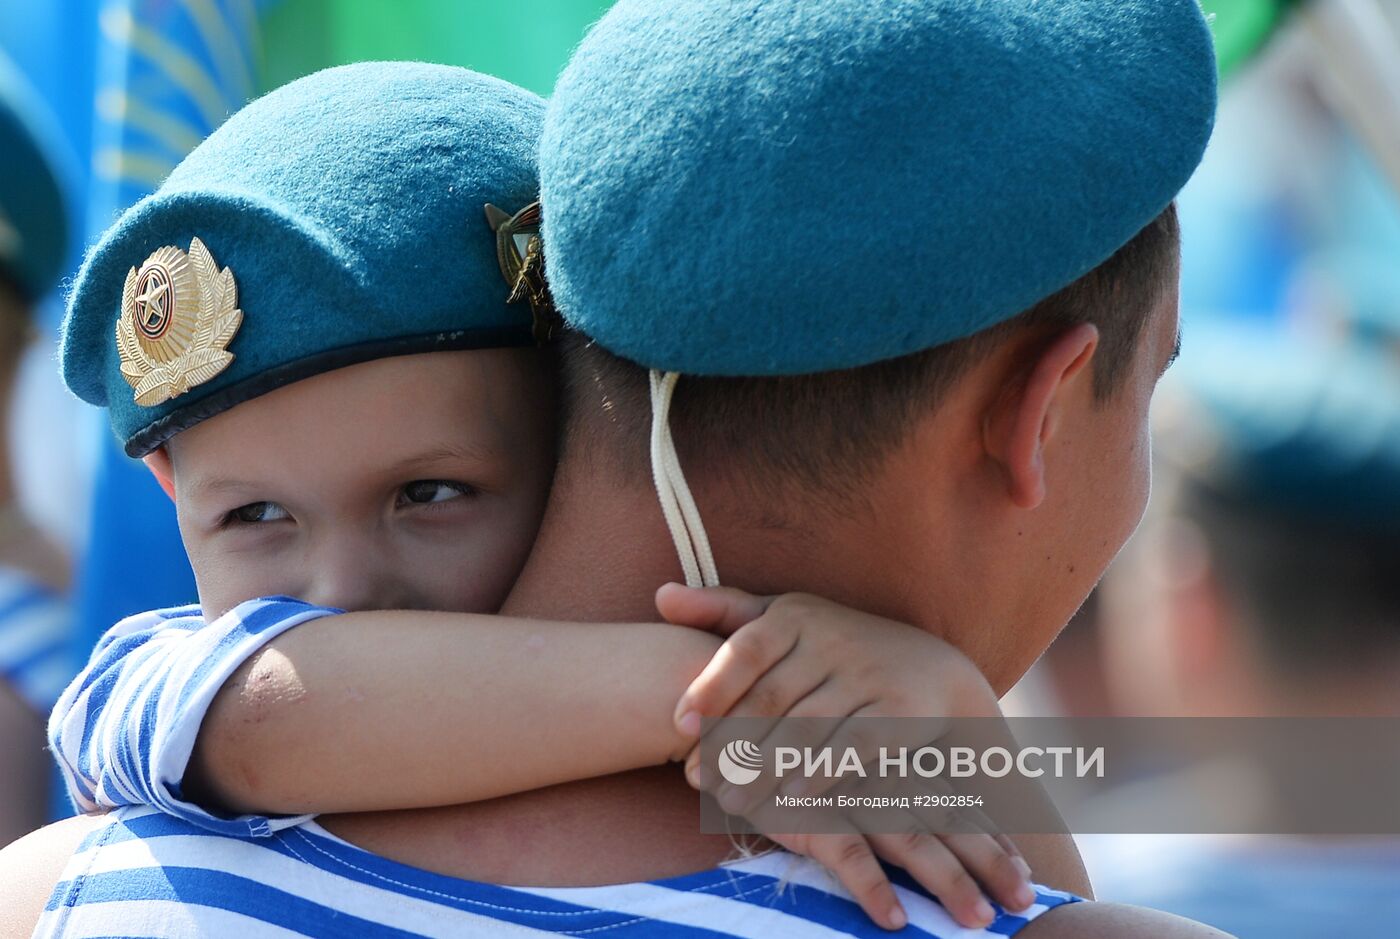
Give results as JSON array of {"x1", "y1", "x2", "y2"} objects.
[
  {"x1": 116, "y1": 237, "x2": 243, "y2": 407},
  {"x1": 485, "y1": 201, "x2": 558, "y2": 344}
]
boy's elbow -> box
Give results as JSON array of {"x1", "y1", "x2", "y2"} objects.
[
  {"x1": 185, "y1": 649, "x2": 307, "y2": 815},
  {"x1": 185, "y1": 730, "x2": 270, "y2": 816}
]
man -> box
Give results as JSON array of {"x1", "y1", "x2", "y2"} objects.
[
  {"x1": 0, "y1": 50, "x2": 73, "y2": 845},
  {"x1": 289, "y1": 0, "x2": 1220, "y2": 931},
  {"x1": 470, "y1": 0, "x2": 1222, "y2": 933},
  {"x1": 4, "y1": 0, "x2": 1230, "y2": 935}
]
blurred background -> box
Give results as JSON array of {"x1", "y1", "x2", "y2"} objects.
[
  {"x1": 1000, "y1": 3, "x2": 1400, "y2": 934},
  {"x1": 1, "y1": 1, "x2": 1398, "y2": 936}
]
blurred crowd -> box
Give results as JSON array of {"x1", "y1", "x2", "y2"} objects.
[
  {"x1": 1005, "y1": 6, "x2": 1400, "y2": 933},
  {"x1": 2, "y1": 2, "x2": 1398, "y2": 937}
]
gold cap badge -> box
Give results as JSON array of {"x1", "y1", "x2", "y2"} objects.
[{"x1": 116, "y1": 237, "x2": 243, "y2": 407}]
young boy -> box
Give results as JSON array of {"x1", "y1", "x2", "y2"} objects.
[{"x1": 22, "y1": 62, "x2": 1073, "y2": 936}]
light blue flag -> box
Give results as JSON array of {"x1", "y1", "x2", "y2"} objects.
[
  {"x1": 73, "y1": 0, "x2": 261, "y2": 756},
  {"x1": 86, "y1": 0, "x2": 257, "y2": 224}
]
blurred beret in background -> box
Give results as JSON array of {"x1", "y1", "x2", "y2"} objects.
[
  {"x1": 0, "y1": 50, "x2": 71, "y2": 304},
  {"x1": 1156, "y1": 321, "x2": 1400, "y2": 532}
]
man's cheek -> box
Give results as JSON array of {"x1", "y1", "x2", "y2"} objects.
[{"x1": 1114, "y1": 420, "x2": 1155, "y2": 550}]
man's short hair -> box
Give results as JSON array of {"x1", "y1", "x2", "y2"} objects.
[{"x1": 560, "y1": 204, "x2": 1179, "y2": 499}]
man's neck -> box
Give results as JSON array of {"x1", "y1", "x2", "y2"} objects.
[
  {"x1": 501, "y1": 469, "x2": 688, "y2": 623},
  {"x1": 321, "y1": 467, "x2": 751, "y2": 886},
  {"x1": 503, "y1": 460, "x2": 923, "y2": 626},
  {"x1": 322, "y1": 457, "x2": 951, "y2": 886}
]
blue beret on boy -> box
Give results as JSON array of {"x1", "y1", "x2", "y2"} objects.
[
  {"x1": 61, "y1": 62, "x2": 543, "y2": 456},
  {"x1": 0, "y1": 52, "x2": 71, "y2": 303},
  {"x1": 1158, "y1": 323, "x2": 1400, "y2": 531},
  {"x1": 539, "y1": 0, "x2": 1218, "y2": 376}
]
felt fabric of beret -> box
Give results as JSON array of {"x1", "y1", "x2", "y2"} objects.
[
  {"x1": 61, "y1": 62, "x2": 543, "y2": 456},
  {"x1": 539, "y1": 0, "x2": 1219, "y2": 376},
  {"x1": 0, "y1": 51, "x2": 71, "y2": 303},
  {"x1": 1156, "y1": 322, "x2": 1400, "y2": 533}
]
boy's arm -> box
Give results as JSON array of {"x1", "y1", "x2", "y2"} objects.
[
  {"x1": 186, "y1": 610, "x2": 720, "y2": 816},
  {"x1": 53, "y1": 597, "x2": 718, "y2": 831},
  {"x1": 48, "y1": 598, "x2": 342, "y2": 834}
]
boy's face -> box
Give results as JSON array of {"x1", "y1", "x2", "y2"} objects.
[{"x1": 158, "y1": 349, "x2": 554, "y2": 619}]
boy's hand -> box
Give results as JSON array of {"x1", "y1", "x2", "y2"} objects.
[{"x1": 657, "y1": 584, "x2": 1036, "y2": 932}]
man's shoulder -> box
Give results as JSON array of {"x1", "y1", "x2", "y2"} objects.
[
  {"x1": 1021, "y1": 901, "x2": 1236, "y2": 939},
  {"x1": 0, "y1": 813, "x2": 107, "y2": 938}
]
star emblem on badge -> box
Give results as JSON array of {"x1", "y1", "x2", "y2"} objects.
[{"x1": 116, "y1": 237, "x2": 244, "y2": 407}]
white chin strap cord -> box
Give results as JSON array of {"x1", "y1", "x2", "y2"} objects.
[{"x1": 649, "y1": 370, "x2": 721, "y2": 588}]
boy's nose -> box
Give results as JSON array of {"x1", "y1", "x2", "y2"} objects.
[{"x1": 304, "y1": 538, "x2": 405, "y2": 613}]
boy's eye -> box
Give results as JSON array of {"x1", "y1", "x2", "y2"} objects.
[
  {"x1": 398, "y1": 480, "x2": 476, "y2": 507},
  {"x1": 227, "y1": 501, "x2": 290, "y2": 525}
]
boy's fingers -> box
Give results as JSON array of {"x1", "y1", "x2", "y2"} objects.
[
  {"x1": 707, "y1": 661, "x2": 829, "y2": 815},
  {"x1": 715, "y1": 687, "x2": 842, "y2": 814},
  {"x1": 719, "y1": 651, "x2": 826, "y2": 729},
  {"x1": 775, "y1": 703, "x2": 883, "y2": 801},
  {"x1": 995, "y1": 833, "x2": 1023, "y2": 860},
  {"x1": 994, "y1": 833, "x2": 1034, "y2": 878},
  {"x1": 868, "y1": 827, "x2": 997, "y2": 929},
  {"x1": 655, "y1": 584, "x2": 776, "y2": 636},
  {"x1": 787, "y1": 832, "x2": 907, "y2": 932},
  {"x1": 939, "y1": 832, "x2": 1037, "y2": 914},
  {"x1": 684, "y1": 747, "x2": 707, "y2": 788},
  {"x1": 689, "y1": 712, "x2": 784, "y2": 791},
  {"x1": 673, "y1": 617, "x2": 799, "y2": 735},
  {"x1": 729, "y1": 686, "x2": 872, "y2": 814}
]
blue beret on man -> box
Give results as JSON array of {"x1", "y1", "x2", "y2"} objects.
[
  {"x1": 0, "y1": 51, "x2": 71, "y2": 303},
  {"x1": 61, "y1": 62, "x2": 543, "y2": 456},
  {"x1": 539, "y1": 0, "x2": 1218, "y2": 375}
]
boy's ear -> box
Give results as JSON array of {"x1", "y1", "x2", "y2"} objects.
[
  {"x1": 142, "y1": 448, "x2": 177, "y2": 502},
  {"x1": 982, "y1": 323, "x2": 1099, "y2": 509}
]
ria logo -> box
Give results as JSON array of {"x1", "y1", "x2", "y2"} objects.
[{"x1": 717, "y1": 739, "x2": 764, "y2": 786}]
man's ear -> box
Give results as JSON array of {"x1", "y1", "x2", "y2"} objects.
[
  {"x1": 983, "y1": 323, "x2": 1099, "y2": 509},
  {"x1": 142, "y1": 448, "x2": 177, "y2": 502}
]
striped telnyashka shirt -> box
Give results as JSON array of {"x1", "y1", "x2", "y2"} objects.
[
  {"x1": 37, "y1": 807, "x2": 1080, "y2": 938},
  {"x1": 0, "y1": 565, "x2": 72, "y2": 715},
  {"x1": 48, "y1": 597, "x2": 339, "y2": 836},
  {"x1": 45, "y1": 598, "x2": 1083, "y2": 936}
]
